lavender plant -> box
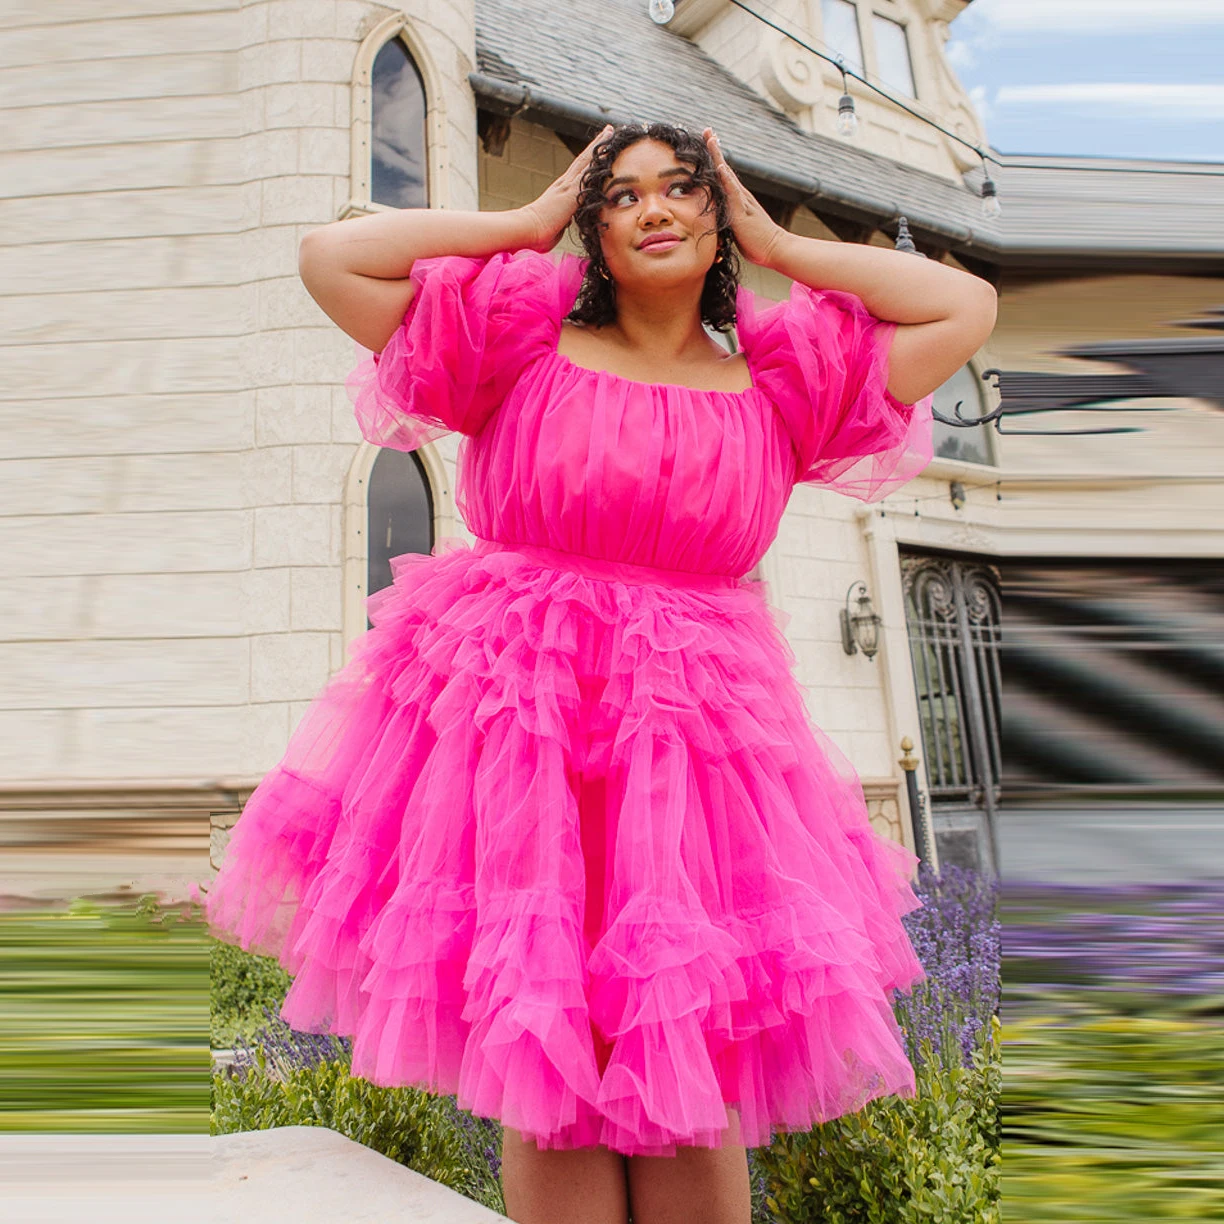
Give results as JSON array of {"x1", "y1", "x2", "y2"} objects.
[
  {"x1": 897, "y1": 863, "x2": 1002, "y2": 1070},
  {"x1": 1001, "y1": 878, "x2": 1224, "y2": 1017}
]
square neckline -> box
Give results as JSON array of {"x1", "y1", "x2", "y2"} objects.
[
  {"x1": 547, "y1": 346, "x2": 760, "y2": 399},
  {"x1": 550, "y1": 257, "x2": 760, "y2": 399}
]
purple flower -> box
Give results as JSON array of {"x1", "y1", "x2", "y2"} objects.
[
  {"x1": 896, "y1": 864, "x2": 1001, "y2": 1068},
  {"x1": 231, "y1": 1007, "x2": 351, "y2": 1078}
]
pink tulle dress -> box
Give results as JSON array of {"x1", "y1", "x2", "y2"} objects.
[{"x1": 207, "y1": 248, "x2": 935, "y2": 1157}]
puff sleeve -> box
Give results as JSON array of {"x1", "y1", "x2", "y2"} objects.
[
  {"x1": 345, "y1": 249, "x2": 567, "y2": 451},
  {"x1": 738, "y1": 281, "x2": 934, "y2": 501}
]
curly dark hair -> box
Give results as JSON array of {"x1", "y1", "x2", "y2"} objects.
[{"x1": 566, "y1": 121, "x2": 741, "y2": 333}]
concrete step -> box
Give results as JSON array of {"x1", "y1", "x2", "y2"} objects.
[
  {"x1": 0, "y1": 1128, "x2": 511, "y2": 1224},
  {"x1": 214, "y1": 1127, "x2": 511, "y2": 1223}
]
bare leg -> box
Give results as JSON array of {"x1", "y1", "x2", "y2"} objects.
[
  {"x1": 624, "y1": 1108, "x2": 751, "y2": 1224},
  {"x1": 500, "y1": 1127, "x2": 631, "y2": 1224}
]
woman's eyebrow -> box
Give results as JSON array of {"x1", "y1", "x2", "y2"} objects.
[{"x1": 604, "y1": 167, "x2": 694, "y2": 189}]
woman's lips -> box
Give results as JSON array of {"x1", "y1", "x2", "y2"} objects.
[{"x1": 638, "y1": 235, "x2": 682, "y2": 251}]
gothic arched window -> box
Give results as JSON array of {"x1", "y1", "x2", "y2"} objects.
[
  {"x1": 371, "y1": 38, "x2": 428, "y2": 209},
  {"x1": 367, "y1": 449, "x2": 433, "y2": 600}
]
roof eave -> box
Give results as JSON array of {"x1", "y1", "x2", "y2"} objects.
[{"x1": 469, "y1": 72, "x2": 1224, "y2": 270}]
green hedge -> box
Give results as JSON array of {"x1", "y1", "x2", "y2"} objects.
[
  {"x1": 0, "y1": 899, "x2": 208, "y2": 1133},
  {"x1": 756, "y1": 1024, "x2": 1000, "y2": 1224},
  {"x1": 1003, "y1": 1015, "x2": 1224, "y2": 1221},
  {"x1": 210, "y1": 939, "x2": 291, "y2": 1049}
]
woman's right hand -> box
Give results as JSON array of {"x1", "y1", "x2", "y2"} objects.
[
  {"x1": 518, "y1": 124, "x2": 613, "y2": 251},
  {"x1": 298, "y1": 124, "x2": 613, "y2": 351}
]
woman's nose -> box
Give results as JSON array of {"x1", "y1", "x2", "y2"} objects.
[{"x1": 639, "y1": 192, "x2": 673, "y2": 225}]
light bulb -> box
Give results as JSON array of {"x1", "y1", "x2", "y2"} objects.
[
  {"x1": 648, "y1": 0, "x2": 675, "y2": 23},
  {"x1": 980, "y1": 176, "x2": 1001, "y2": 218},
  {"x1": 836, "y1": 93, "x2": 858, "y2": 139}
]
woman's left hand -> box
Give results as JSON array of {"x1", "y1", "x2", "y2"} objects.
[{"x1": 703, "y1": 128, "x2": 787, "y2": 268}]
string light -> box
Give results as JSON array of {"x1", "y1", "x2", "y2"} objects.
[
  {"x1": 836, "y1": 62, "x2": 858, "y2": 140},
  {"x1": 716, "y1": 0, "x2": 1005, "y2": 214},
  {"x1": 979, "y1": 164, "x2": 1001, "y2": 218},
  {"x1": 648, "y1": 0, "x2": 675, "y2": 24}
]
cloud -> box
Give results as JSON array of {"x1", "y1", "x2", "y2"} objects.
[
  {"x1": 967, "y1": 84, "x2": 991, "y2": 122},
  {"x1": 995, "y1": 83, "x2": 1224, "y2": 118},
  {"x1": 966, "y1": 0, "x2": 1224, "y2": 34},
  {"x1": 944, "y1": 39, "x2": 977, "y2": 70}
]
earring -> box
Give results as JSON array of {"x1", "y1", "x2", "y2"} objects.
[{"x1": 597, "y1": 263, "x2": 612, "y2": 281}]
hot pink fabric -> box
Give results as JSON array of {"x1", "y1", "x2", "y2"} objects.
[{"x1": 208, "y1": 249, "x2": 934, "y2": 1156}]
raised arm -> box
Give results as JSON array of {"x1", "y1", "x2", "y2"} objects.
[
  {"x1": 704, "y1": 129, "x2": 997, "y2": 405},
  {"x1": 298, "y1": 125, "x2": 612, "y2": 353}
]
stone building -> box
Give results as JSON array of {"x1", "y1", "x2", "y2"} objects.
[{"x1": 3, "y1": 0, "x2": 1223, "y2": 898}]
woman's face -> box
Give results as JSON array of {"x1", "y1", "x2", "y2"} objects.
[{"x1": 596, "y1": 138, "x2": 720, "y2": 291}]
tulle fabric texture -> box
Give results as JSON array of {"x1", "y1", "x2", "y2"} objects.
[
  {"x1": 738, "y1": 280, "x2": 934, "y2": 501},
  {"x1": 344, "y1": 251, "x2": 578, "y2": 452},
  {"x1": 208, "y1": 248, "x2": 931, "y2": 1157},
  {"x1": 207, "y1": 544, "x2": 927, "y2": 1155}
]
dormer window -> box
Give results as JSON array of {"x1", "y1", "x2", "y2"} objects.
[
  {"x1": 873, "y1": 14, "x2": 915, "y2": 98},
  {"x1": 821, "y1": 0, "x2": 864, "y2": 74}
]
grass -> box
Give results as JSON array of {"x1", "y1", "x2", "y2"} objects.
[
  {"x1": 0, "y1": 899, "x2": 209, "y2": 1133},
  {"x1": 1000, "y1": 880, "x2": 1224, "y2": 1221}
]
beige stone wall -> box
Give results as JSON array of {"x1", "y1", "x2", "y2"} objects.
[
  {"x1": 1, "y1": 2, "x2": 477, "y2": 787},
  {"x1": 13, "y1": 0, "x2": 1217, "y2": 877}
]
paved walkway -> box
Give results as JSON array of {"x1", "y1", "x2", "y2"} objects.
[{"x1": 0, "y1": 1128, "x2": 511, "y2": 1223}]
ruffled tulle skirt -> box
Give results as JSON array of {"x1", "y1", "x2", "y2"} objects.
[{"x1": 206, "y1": 537, "x2": 926, "y2": 1156}]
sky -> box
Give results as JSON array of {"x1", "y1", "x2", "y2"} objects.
[{"x1": 945, "y1": 0, "x2": 1224, "y2": 161}]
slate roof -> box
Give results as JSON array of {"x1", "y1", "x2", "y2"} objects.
[{"x1": 473, "y1": 0, "x2": 1224, "y2": 266}]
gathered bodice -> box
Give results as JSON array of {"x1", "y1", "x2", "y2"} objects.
[
  {"x1": 461, "y1": 348, "x2": 796, "y2": 579},
  {"x1": 346, "y1": 248, "x2": 933, "y2": 581}
]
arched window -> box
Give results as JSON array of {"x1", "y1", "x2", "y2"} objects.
[
  {"x1": 367, "y1": 449, "x2": 433, "y2": 600},
  {"x1": 371, "y1": 38, "x2": 428, "y2": 209},
  {"x1": 931, "y1": 364, "x2": 995, "y2": 466}
]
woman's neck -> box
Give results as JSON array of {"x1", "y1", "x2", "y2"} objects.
[{"x1": 605, "y1": 283, "x2": 719, "y2": 362}]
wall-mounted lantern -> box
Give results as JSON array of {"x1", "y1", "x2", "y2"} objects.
[{"x1": 840, "y1": 581, "x2": 882, "y2": 660}]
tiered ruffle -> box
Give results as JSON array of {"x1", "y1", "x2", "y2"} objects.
[{"x1": 207, "y1": 540, "x2": 926, "y2": 1156}]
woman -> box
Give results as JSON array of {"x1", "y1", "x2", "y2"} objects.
[{"x1": 209, "y1": 122, "x2": 997, "y2": 1224}]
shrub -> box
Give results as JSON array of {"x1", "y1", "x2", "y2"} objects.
[
  {"x1": 211, "y1": 1011, "x2": 506, "y2": 1214},
  {"x1": 753, "y1": 865, "x2": 1002, "y2": 1223},
  {"x1": 756, "y1": 1024, "x2": 1000, "y2": 1224},
  {"x1": 210, "y1": 939, "x2": 291, "y2": 1049},
  {"x1": 1002, "y1": 878, "x2": 1224, "y2": 1221},
  {"x1": 1, "y1": 898, "x2": 208, "y2": 1133}
]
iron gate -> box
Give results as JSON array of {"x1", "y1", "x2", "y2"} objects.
[{"x1": 901, "y1": 553, "x2": 1003, "y2": 875}]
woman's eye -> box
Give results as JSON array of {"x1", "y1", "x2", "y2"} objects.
[
  {"x1": 668, "y1": 181, "x2": 693, "y2": 196},
  {"x1": 608, "y1": 190, "x2": 637, "y2": 207}
]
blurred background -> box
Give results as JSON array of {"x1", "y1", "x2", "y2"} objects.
[{"x1": 1, "y1": 1, "x2": 1221, "y2": 1219}]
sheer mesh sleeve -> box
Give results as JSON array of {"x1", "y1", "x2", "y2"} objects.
[
  {"x1": 345, "y1": 249, "x2": 569, "y2": 451},
  {"x1": 738, "y1": 281, "x2": 934, "y2": 501}
]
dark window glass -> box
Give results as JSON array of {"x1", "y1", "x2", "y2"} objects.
[
  {"x1": 367, "y1": 448, "x2": 433, "y2": 601},
  {"x1": 932, "y1": 364, "x2": 995, "y2": 466},
  {"x1": 371, "y1": 38, "x2": 427, "y2": 208}
]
